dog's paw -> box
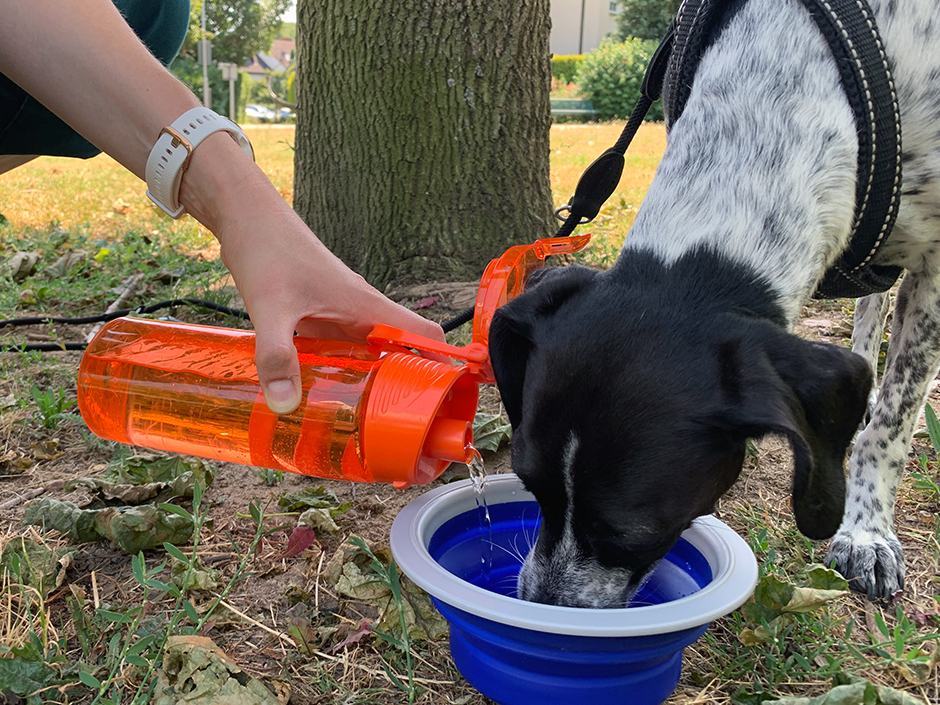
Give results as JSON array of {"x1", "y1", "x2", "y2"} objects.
[{"x1": 827, "y1": 529, "x2": 905, "y2": 600}]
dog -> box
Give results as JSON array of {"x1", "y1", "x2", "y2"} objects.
[{"x1": 489, "y1": 0, "x2": 939, "y2": 607}]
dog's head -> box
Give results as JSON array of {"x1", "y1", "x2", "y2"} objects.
[{"x1": 489, "y1": 257, "x2": 872, "y2": 608}]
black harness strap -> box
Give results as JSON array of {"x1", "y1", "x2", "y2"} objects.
[{"x1": 553, "y1": 0, "x2": 904, "y2": 300}]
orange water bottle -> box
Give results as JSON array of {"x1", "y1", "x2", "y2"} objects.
[{"x1": 77, "y1": 317, "x2": 485, "y2": 487}]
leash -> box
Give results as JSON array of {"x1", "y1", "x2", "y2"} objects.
[
  {"x1": 441, "y1": 33, "x2": 675, "y2": 334},
  {"x1": 443, "y1": 0, "x2": 904, "y2": 335}
]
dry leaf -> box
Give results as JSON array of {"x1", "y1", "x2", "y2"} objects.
[{"x1": 30, "y1": 440, "x2": 62, "y2": 461}]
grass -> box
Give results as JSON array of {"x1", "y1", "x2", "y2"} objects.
[{"x1": 2, "y1": 122, "x2": 939, "y2": 705}]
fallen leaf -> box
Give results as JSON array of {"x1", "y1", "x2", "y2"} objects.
[
  {"x1": 327, "y1": 620, "x2": 372, "y2": 654},
  {"x1": 64, "y1": 474, "x2": 199, "y2": 505},
  {"x1": 412, "y1": 296, "x2": 439, "y2": 310},
  {"x1": 764, "y1": 674, "x2": 924, "y2": 705},
  {"x1": 48, "y1": 250, "x2": 86, "y2": 278},
  {"x1": 8, "y1": 252, "x2": 40, "y2": 282},
  {"x1": 171, "y1": 556, "x2": 219, "y2": 592},
  {"x1": 104, "y1": 454, "x2": 215, "y2": 487},
  {"x1": 24, "y1": 498, "x2": 194, "y2": 552},
  {"x1": 472, "y1": 412, "x2": 512, "y2": 453},
  {"x1": 278, "y1": 486, "x2": 347, "y2": 514},
  {"x1": 299, "y1": 507, "x2": 340, "y2": 535},
  {"x1": 30, "y1": 440, "x2": 62, "y2": 461},
  {"x1": 894, "y1": 647, "x2": 939, "y2": 686},
  {"x1": 0, "y1": 537, "x2": 75, "y2": 598},
  {"x1": 279, "y1": 525, "x2": 317, "y2": 560},
  {"x1": 154, "y1": 635, "x2": 281, "y2": 705}
]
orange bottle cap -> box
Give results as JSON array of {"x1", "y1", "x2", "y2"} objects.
[{"x1": 360, "y1": 352, "x2": 478, "y2": 488}]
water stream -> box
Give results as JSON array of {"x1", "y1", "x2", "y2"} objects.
[{"x1": 467, "y1": 446, "x2": 493, "y2": 584}]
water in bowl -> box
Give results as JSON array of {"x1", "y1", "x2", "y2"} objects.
[{"x1": 428, "y1": 499, "x2": 712, "y2": 605}]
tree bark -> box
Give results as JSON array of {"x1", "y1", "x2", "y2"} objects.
[{"x1": 293, "y1": 0, "x2": 554, "y2": 290}]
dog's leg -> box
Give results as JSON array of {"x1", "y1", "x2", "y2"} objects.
[
  {"x1": 828, "y1": 273, "x2": 940, "y2": 599},
  {"x1": 852, "y1": 293, "x2": 891, "y2": 422}
]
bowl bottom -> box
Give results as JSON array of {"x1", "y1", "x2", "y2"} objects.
[
  {"x1": 426, "y1": 500, "x2": 714, "y2": 705},
  {"x1": 437, "y1": 598, "x2": 707, "y2": 705}
]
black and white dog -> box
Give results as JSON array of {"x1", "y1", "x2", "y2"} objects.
[{"x1": 490, "y1": 0, "x2": 939, "y2": 606}]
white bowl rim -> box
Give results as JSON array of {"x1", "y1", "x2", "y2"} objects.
[{"x1": 390, "y1": 473, "x2": 758, "y2": 637}]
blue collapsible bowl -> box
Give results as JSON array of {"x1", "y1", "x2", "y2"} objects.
[{"x1": 390, "y1": 474, "x2": 758, "y2": 705}]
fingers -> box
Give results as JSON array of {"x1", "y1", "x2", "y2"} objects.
[
  {"x1": 253, "y1": 322, "x2": 303, "y2": 415},
  {"x1": 375, "y1": 297, "x2": 446, "y2": 343}
]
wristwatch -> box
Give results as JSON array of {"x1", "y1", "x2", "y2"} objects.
[{"x1": 145, "y1": 107, "x2": 254, "y2": 218}]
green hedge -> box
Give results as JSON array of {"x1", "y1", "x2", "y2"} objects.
[
  {"x1": 575, "y1": 39, "x2": 663, "y2": 121},
  {"x1": 551, "y1": 54, "x2": 585, "y2": 85}
]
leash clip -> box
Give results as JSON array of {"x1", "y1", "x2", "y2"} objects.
[{"x1": 553, "y1": 204, "x2": 593, "y2": 224}]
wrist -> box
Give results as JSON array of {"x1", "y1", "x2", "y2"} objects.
[
  {"x1": 145, "y1": 108, "x2": 254, "y2": 219},
  {"x1": 176, "y1": 131, "x2": 275, "y2": 233}
]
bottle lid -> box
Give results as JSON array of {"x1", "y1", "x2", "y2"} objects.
[{"x1": 360, "y1": 352, "x2": 479, "y2": 488}]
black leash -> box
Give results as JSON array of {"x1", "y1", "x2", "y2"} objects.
[
  {"x1": 0, "y1": 298, "x2": 250, "y2": 352},
  {"x1": 441, "y1": 27, "x2": 675, "y2": 334}
]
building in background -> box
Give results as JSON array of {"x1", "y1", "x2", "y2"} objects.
[
  {"x1": 551, "y1": 0, "x2": 619, "y2": 55},
  {"x1": 242, "y1": 37, "x2": 295, "y2": 82}
]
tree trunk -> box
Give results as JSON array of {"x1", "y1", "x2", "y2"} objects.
[{"x1": 293, "y1": 0, "x2": 554, "y2": 291}]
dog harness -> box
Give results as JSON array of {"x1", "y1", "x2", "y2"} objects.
[{"x1": 554, "y1": 0, "x2": 904, "y2": 300}]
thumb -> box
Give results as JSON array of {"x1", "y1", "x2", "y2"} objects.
[{"x1": 253, "y1": 323, "x2": 302, "y2": 415}]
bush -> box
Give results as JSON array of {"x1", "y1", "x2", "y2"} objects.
[
  {"x1": 551, "y1": 55, "x2": 585, "y2": 85},
  {"x1": 575, "y1": 38, "x2": 664, "y2": 121}
]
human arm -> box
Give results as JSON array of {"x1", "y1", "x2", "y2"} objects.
[{"x1": 0, "y1": 0, "x2": 445, "y2": 414}]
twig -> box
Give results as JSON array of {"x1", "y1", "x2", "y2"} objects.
[
  {"x1": 314, "y1": 549, "x2": 325, "y2": 611},
  {"x1": 0, "y1": 487, "x2": 46, "y2": 511},
  {"x1": 85, "y1": 273, "x2": 145, "y2": 343},
  {"x1": 91, "y1": 571, "x2": 100, "y2": 610}
]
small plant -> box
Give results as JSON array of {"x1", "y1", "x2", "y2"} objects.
[
  {"x1": 250, "y1": 466, "x2": 284, "y2": 486},
  {"x1": 30, "y1": 384, "x2": 78, "y2": 429},
  {"x1": 347, "y1": 536, "x2": 418, "y2": 704}
]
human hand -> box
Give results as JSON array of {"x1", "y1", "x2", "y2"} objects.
[{"x1": 181, "y1": 136, "x2": 445, "y2": 415}]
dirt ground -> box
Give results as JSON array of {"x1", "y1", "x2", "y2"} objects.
[{"x1": 1, "y1": 284, "x2": 938, "y2": 704}]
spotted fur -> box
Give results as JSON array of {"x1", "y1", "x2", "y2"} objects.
[{"x1": 489, "y1": 0, "x2": 939, "y2": 605}]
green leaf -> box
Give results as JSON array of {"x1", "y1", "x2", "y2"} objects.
[
  {"x1": 472, "y1": 412, "x2": 512, "y2": 453},
  {"x1": 131, "y1": 552, "x2": 146, "y2": 586},
  {"x1": 97, "y1": 609, "x2": 131, "y2": 624},
  {"x1": 144, "y1": 579, "x2": 174, "y2": 592},
  {"x1": 249, "y1": 499, "x2": 262, "y2": 526},
  {"x1": 182, "y1": 600, "x2": 200, "y2": 622},
  {"x1": 127, "y1": 635, "x2": 155, "y2": 655},
  {"x1": 874, "y1": 611, "x2": 890, "y2": 638},
  {"x1": 0, "y1": 658, "x2": 56, "y2": 696},
  {"x1": 163, "y1": 543, "x2": 189, "y2": 563},
  {"x1": 159, "y1": 503, "x2": 194, "y2": 521},
  {"x1": 79, "y1": 670, "x2": 102, "y2": 689},
  {"x1": 124, "y1": 655, "x2": 149, "y2": 669},
  {"x1": 925, "y1": 404, "x2": 940, "y2": 456}
]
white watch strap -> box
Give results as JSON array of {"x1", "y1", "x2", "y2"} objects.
[{"x1": 145, "y1": 107, "x2": 254, "y2": 219}]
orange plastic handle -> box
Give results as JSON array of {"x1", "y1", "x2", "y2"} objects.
[
  {"x1": 367, "y1": 324, "x2": 488, "y2": 361},
  {"x1": 367, "y1": 235, "x2": 591, "y2": 384}
]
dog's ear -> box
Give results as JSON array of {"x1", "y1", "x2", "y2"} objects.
[
  {"x1": 489, "y1": 265, "x2": 598, "y2": 428},
  {"x1": 716, "y1": 331, "x2": 872, "y2": 539}
]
